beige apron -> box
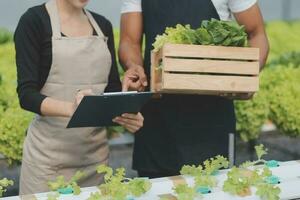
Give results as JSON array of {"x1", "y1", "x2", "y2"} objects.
[{"x1": 20, "y1": 0, "x2": 112, "y2": 195}]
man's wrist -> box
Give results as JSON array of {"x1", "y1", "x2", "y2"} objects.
[{"x1": 124, "y1": 60, "x2": 143, "y2": 71}]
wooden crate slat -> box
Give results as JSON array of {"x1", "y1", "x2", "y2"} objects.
[
  {"x1": 151, "y1": 51, "x2": 163, "y2": 92},
  {"x1": 163, "y1": 58, "x2": 259, "y2": 75},
  {"x1": 163, "y1": 44, "x2": 259, "y2": 61},
  {"x1": 163, "y1": 73, "x2": 259, "y2": 93}
]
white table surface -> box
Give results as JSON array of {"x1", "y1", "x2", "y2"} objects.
[{"x1": 2, "y1": 160, "x2": 300, "y2": 200}]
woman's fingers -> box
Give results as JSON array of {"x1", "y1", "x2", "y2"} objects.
[
  {"x1": 113, "y1": 119, "x2": 140, "y2": 133},
  {"x1": 121, "y1": 113, "x2": 144, "y2": 121},
  {"x1": 124, "y1": 124, "x2": 139, "y2": 133},
  {"x1": 113, "y1": 116, "x2": 142, "y2": 127},
  {"x1": 112, "y1": 112, "x2": 144, "y2": 133},
  {"x1": 78, "y1": 89, "x2": 93, "y2": 96},
  {"x1": 75, "y1": 89, "x2": 94, "y2": 106}
]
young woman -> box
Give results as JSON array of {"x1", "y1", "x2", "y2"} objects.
[{"x1": 14, "y1": 0, "x2": 143, "y2": 195}]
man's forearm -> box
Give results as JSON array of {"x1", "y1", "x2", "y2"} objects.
[
  {"x1": 119, "y1": 41, "x2": 143, "y2": 70},
  {"x1": 248, "y1": 31, "x2": 269, "y2": 69}
]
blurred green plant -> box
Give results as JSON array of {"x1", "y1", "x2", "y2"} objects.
[
  {"x1": 234, "y1": 91, "x2": 269, "y2": 142},
  {"x1": 234, "y1": 20, "x2": 300, "y2": 141},
  {"x1": 264, "y1": 67, "x2": 300, "y2": 137},
  {"x1": 266, "y1": 21, "x2": 300, "y2": 60},
  {"x1": 0, "y1": 28, "x2": 12, "y2": 45},
  {"x1": 267, "y1": 51, "x2": 300, "y2": 68},
  {"x1": 235, "y1": 65, "x2": 300, "y2": 141},
  {"x1": 0, "y1": 43, "x2": 33, "y2": 164}
]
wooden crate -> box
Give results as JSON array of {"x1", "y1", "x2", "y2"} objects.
[{"x1": 151, "y1": 43, "x2": 260, "y2": 95}]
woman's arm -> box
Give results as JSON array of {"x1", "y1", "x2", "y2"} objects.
[
  {"x1": 15, "y1": 9, "x2": 47, "y2": 115},
  {"x1": 41, "y1": 89, "x2": 92, "y2": 117},
  {"x1": 15, "y1": 9, "x2": 86, "y2": 117}
]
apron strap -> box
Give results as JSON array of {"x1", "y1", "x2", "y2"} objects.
[
  {"x1": 46, "y1": 0, "x2": 105, "y2": 39},
  {"x1": 46, "y1": 0, "x2": 61, "y2": 38},
  {"x1": 85, "y1": 10, "x2": 106, "y2": 38}
]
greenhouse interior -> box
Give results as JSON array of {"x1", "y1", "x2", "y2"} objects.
[{"x1": 0, "y1": 0, "x2": 300, "y2": 199}]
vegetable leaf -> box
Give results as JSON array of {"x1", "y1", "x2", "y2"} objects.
[
  {"x1": 48, "y1": 171, "x2": 86, "y2": 196},
  {"x1": 0, "y1": 178, "x2": 14, "y2": 197},
  {"x1": 256, "y1": 183, "x2": 281, "y2": 200},
  {"x1": 174, "y1": 184, "x2": 199, "y2": 200},
  {"x1": 180, "y1": 165, "x2": 203, "y2": 176},
  {"x1": 47, "y1": 192, "x2": 60, "y2": 200},
  {"x1": 92, "y1": 165, "x2": 152, "y2": 200},
  {"x1": 223, "y1": 145, "x2": 281, "y2": 199},
  {"x1": 255, "y1": 144, "x2": 268, "y2": 161}
]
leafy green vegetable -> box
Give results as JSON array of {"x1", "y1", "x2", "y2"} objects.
[
  {"x1": 174, "y1": 184, "x2": 200, "y2": 200},
  {"x1": 255, "y1": 144, "x2": 268, "y2": 160},
  {"x1": 256, "y1": 183, "x2": 281, "y2": 200},
  {"x1": 223, "y1": 166, "x2": 280, "y2": 200},
  {"x1": 268, "y1": 51, "x2": 300, "y2": 68},
  {"x1": 47, "y1": 192, "x2": 60, "y2": 200},
  {"x1": 153, "y1": 24, "x2": 197, "y2": 52},
  {"x1": 203, "y1": 155, "x2": 229, "y2": 175},
  {"x1": 152, "y1": 19, "x2": 248, "y2": 52},
  {"x1": 93, "y1": 165, "x2": 152, "y2": 200},
  {"x1": 223, "y1": 167, "x2": 255, "y2": 197},
  {"x1": 96, "y1": 165, "x2": 114, "y2": 182},
  {"x1": 194, "y1": 175, "x2": 217, "y2": 188},
  {"x1": 240, "y1": 144, "x2": 268, "y2": 168},
  {"x1": 223, "y1": 145, "x2": 281, "y2": 200},
  {"x1": 195, "y1": 28, "x2": 212, "y2": 45},
  {"x1": 178, "y1": 155, "x2": 228, "y2": 198},
  {"x1": 48, "y1": 171, "x2": 86, "y2": 195},
  {"x1": 180, "y1": 165, "x2": 203, "y2": 177},
  {"x1": 128, "y1": 178, "x2": 152, "y2": 197},
  {"x1": 200, "y1": 19, "x2": 247, "y2": 46},
  {"x1": 87, "y1": 192, "x2": 115, "y2": 200},
  {"x1": 180, "y1": 155, "x2": 228, "y2": 177},
  {"x1": 0, "y1": 178, "x2": 14, "y2": 197}
]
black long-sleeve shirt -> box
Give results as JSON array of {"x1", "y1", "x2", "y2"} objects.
[{"x1": 14, "y1": 4, "x2": 121, "y2": 115}]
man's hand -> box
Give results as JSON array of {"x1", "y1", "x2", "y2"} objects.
[
  {"x1": 119, "y1": 12, "x2": 146, "y2": 91},
  {"x1": 122, "y1": 65, "x2": 148, "y2": 92}
]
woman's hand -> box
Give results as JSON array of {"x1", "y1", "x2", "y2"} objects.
[
  {"x1": 113, "y1": 112, "x2": 144, "y2": 133},
  {"x1": 72, "y1": 89, "x2": 94, "y2": 115}
]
